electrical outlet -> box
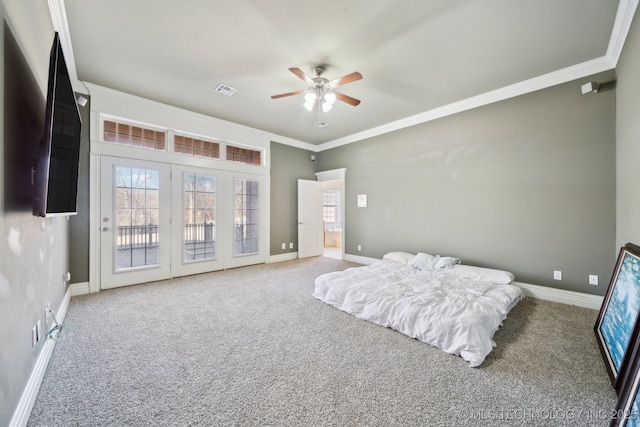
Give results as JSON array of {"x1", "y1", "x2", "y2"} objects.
[
  {"x1": 358, "y1": 245, "x2": 362, "y2": 251},
  {"x1": 589, "y1": 275, "x2": 599, "y2": 286},
  {"x1": 281, "y1": 243, "x2": 286, "y2": 250},
  {"x1": 553, "y1": 270, "x2": 562, "y2": 280},
  {"x1": 289, "y1": 243, "x2": 293, "y2": 249},
  {"x1": 45, "y1": 302, "x2": 51, "y2": 324}
]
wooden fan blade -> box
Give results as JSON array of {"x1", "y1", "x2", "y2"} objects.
[
  {"x1": 335, "y1": 92, "x2": 361, "y2": 106},
  {"x1": 271, "y1": 90, "x2": 305, "y2": 99},
  {"x1": 289, "y1": 67, "x2": 314, "y2": 85},
  {"x1": 329, "y1": 71, "x2": 362, "y2": 88}
]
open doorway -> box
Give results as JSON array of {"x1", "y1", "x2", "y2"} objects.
[
  {"x1": 315, "y1": 168, "x2": 346, "y2": 260},
  {"x1": 321, "y1": 180, "x2": 343, "y2": 260}
]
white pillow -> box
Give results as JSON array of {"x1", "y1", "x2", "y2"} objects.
[
  {"x1": 383, "y1": 251, "x2": 416, "y2": 266},
  {"x1": 449, "y1": 264, "x2": 515, "y2": 284},
  {"x1": 435, "y1": 256, "x2": 461, "y2": 269},
  {"x1": 410, "y1": 253, "x2": 462, "y2": 271},
  {"x1": 410, "y1": 252, "x2": 440, "y2": 270}
]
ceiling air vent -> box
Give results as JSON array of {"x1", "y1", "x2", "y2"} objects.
[
  {"x1": 314, "y1": 121, "x2": 329, "y2": 128},
  {"x1": 215, "y1": 84, "x2": 237, "y2": 96}
]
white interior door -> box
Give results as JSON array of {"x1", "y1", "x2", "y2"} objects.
[
  {"x1": 298, "y1": 179, "x2": 323, "y2": 258},
  {"x1": 100, "y1": 156, "x2": 171, "y2": 289}
]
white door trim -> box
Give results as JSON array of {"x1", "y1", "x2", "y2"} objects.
[
  {"x1": 315, "y1": 168, "x2": 346, "y2": 182},
  {"x1": 316, "y1": 168, "x2": 347, "y2": 260}
]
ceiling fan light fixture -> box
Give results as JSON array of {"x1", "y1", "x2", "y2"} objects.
[
  {"x1": 321, "y1": 91, "x2": 336, "y2": 112},
  {"x1": 304, "y1": 91, "x2": 316, "y2": 104},
  {"x1": 303, "y1": 90, "x2": 318, "y2": 111},
  {"x1": 273, "y1": 66, "x2": 362, "y2": 112},
  {"x1": 324, "y1": 91, "x2": 336, "y2": 106}
]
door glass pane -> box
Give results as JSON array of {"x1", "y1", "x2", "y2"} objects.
[
  {"x1": 234, "y1": 178, "x2": 259, "y2": 256},
  {"x1": 115, "y1": 167, "x2": 160, "y2": 270},
  {"x1": 183, "y1": 173, "x2": 216, "y2": 262}
]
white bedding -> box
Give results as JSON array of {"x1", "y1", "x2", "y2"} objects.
[{"x1": 313, "y1": 260, "x2": 523, "y2": 367}]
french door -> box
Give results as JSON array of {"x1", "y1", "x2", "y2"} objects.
[
  {"x1": 100, "y1": 157, "x2": 172, "y2": 289},
  {"x1": 99, "y1": 156, "x2": 268, "y2": 289},
  {"x1": 171, "y1": 165, "x2": 224, "y2": 277}
]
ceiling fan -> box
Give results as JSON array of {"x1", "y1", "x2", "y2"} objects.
[{"x1": 271, "y1": 66, "x2": 362, "y2": 113}]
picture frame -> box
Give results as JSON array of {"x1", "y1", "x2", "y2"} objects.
[
  {"x1": 594, "y1": 243, "x2": 640, "y2": 392},
  {"x1": 611, "y1": 330, "x2": 640, "y2": 426}
]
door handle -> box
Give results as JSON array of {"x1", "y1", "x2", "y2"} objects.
[{"x1": 102, "y1": 227, "x2": 110, "y2": 231}]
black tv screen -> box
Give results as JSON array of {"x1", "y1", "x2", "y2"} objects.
[{"x1": 33, "y1": 32, "x2": 82, "y2": 217}]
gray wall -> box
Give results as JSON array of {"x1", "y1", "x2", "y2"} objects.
[
  {"x1": 270, "y1": 141, "x2": 316, "y2": 255},
  {"x1": 0, "y1": 3, "x2": 70, "y2": 426},
  {"x1": 316, "y1": 73, "x2": 617, "y2": 296},
  {"x1": 69, "y1": 95, "x2": 91, "y2": 283},
  {"x1": 616, "y1": 7, "x2": 640, "y2": 249}
]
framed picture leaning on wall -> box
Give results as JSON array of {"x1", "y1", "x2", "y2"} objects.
[
  {"x1": 595, "y1": 243, "x2": 640, "y2": 392},
  {"x1": 611, "y1": 328, "x2": 640, "y2": 426}
]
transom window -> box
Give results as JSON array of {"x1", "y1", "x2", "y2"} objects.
[
  {"x1": 175, "y1": 135, "x2": 220, "y2": 159},
  {"x1": 103, "y1": 120, "x2": 166, "y2": 151},
  {"x1": 100, "y1": 116, "x2": 263, "y2": 168},
  {"x1": 227, "y1": 145, "x2": 262, "y2": 166}
]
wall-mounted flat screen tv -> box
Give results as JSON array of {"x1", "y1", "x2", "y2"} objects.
[{"x1": 33, "y1": 32, "x2": 82, "y2": 217}]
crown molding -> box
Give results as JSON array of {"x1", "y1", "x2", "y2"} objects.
[
  {"x1": 317, "y1": 0, "x2": 639, "y2": 152},
  {"x1": 608, "y1": 0, "x2": 639, "y2": 66},
  {"x1": 268, "y1": 135, "x2": 319, "y2": 152},
  {"x1": 47, "y1": 0, "x2": 79, "y2": 83},
  {"x1": 318, "y1": 55, "x2": 616, "y2": 152}
]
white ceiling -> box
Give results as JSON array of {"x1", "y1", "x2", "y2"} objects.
[{"x1": 58, "y1": 0, "x2": 632, "y2": 146}]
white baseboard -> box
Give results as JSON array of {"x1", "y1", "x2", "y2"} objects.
[
  {"x1": 515, "y1": 281, "x2": 603, "y2": 310},
  {"x1": 69, "y1": 281, "x2": 91, "y2": 297},
  {"x1": 344, "y1": 254, "x2": 378, "y2": 265},
  {"x1": 10, "y1": 286, "x2": 72, "y2": 427},
  {"x1": 269, "y1": 252, "x2": 299, "y2": 263}
]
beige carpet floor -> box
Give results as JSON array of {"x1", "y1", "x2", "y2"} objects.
[{"x1": 28, "y1": 257, "x2": 617, "y2": 426}]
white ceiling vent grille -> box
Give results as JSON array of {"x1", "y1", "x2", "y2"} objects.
[
  {"x1": 314, "y1": 121, "x2": 329, "y2": 128},
  {"x1": 215, "y1": 84, "x2": 237, "y2": 96}
]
